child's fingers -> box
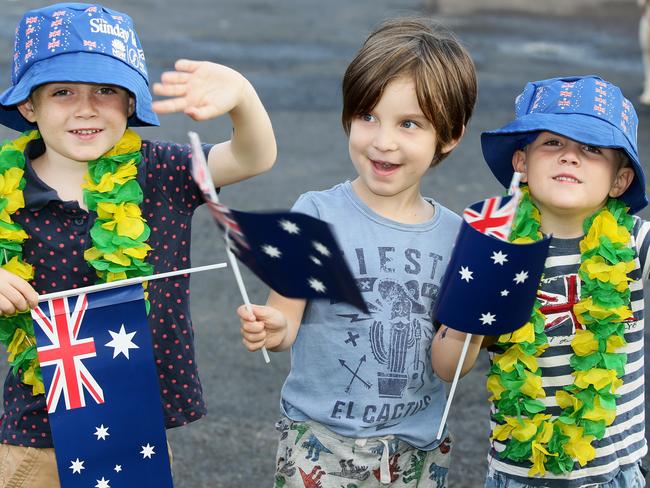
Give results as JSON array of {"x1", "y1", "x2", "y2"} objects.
[
  {"x1": 236, "y1": 304, "x2": 256, "y2": 322},
  {"x1": 152, "y1": 82, "x2": 187, "y2": 98},
  {"x1": 151, "y1": 97, "x2": 187, "y2": 114},
  {"x1": 173, "y1": 58, "x2": 202, "y2": 73},
  {"x1": 159, "y1": 71, "x2": 191, "y2": 85},
  {"x1": 11, "y1": 279, "x2": 38, "y2": 309}
]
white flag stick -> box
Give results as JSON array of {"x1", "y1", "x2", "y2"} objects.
[
  {"x1": 436, "y1": 333, "x2": 471, "y2": 440},
  {"x1": 188, "y1": 131, "x2": 270, "y2": 364},
  {"x1": 38, "y1": 262, "x2": 228, "y2": 301},
  {"x1": 436, "y1": 171, "x2": 523, "y2": 439}
]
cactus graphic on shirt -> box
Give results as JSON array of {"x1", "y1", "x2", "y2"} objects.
[
  {"x1": 301, "y1": 434, "x2": 333, "y2": 461},
  {"x1": 402, "y1": 450, "x2": 427, "y2": 483},
  {"x1": 370, "y1": 279, "x2": 426, "y2": 398}
]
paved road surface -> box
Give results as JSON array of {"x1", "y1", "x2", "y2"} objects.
[{"x1": 0, "y1": 1, "x2": 647, "y2": 486}]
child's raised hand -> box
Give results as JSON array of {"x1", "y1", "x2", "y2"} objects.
[
  {"x1": 238, "y1": 304, "x2": 288, "y2": 352},
  {"x1": 152, "y1": 59, "x2": 251, "y2": 121},
  {"x1": 0, "y1": 268, "x2": 38, "y2": 316}
]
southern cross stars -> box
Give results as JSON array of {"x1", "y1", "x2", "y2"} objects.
[
  {"x1": 94, "y1": 424, "x2": 109, "y2": 440},
  {"x1": 491, "y1": 250, "x2": 508, "y2": 265},
  {"x1": 308, "y1": 277, "x2": 326, "y2": 293},
  {"x1": 105, "y1": 324, "x2": 139, "y2": 359},
  {"x1": 141, "y1": 443, "x2": 155, "y2": 459},
  {"x1": 69, "y1": 458, "x2": 85, "y2": 474},
  {"x1": 312, "y1": 241, "x2": 331, "y2": 257},
  {"x1": 513, "y1": 270, "x2": 529, "y2": 284},
  {"x1": 261, "y1": 244, "x2": 281, "y2": 258},
  {"x1": 279, "y1": 219, "x2": 300, "y2": 234},
  {"x1": 95, "y1": 477, "x2": 110, "y2": 488},
  {"x1": 480, "y1": 312, "x2": 496, "y2": 325},
  {"x1": 459, "y1": 266, "x2": 473, "y2": 282}
]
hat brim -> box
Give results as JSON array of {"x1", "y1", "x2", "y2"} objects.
[
  {"x1": 0, "y1": 52, "x2": 159, "y2": 132},
  {"x1": 481, "y1": 113, "x2": 647, "y2": 214}
]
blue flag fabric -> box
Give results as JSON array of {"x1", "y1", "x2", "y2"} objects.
[
  {"x1": 433, "y1": 197, "x2": 551, "y2": 335},
  {"x1": 208, "y1": 202, "x2": 368, "y2": 313},
  {"x1": 31, "y1": 285, "x2": 173, "y2": 488}
]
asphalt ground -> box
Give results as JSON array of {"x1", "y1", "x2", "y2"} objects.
[{"x1": 0, "y1": 0, "x2": 648, "y2": 487}]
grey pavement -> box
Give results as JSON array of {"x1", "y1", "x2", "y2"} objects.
[{"x1": 0, "y1": 0, "x2": 648, "y2": 487}]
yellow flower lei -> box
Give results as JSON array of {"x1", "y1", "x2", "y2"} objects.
[
  {"x1": 0, "y1": 129, "x2": 151, "y2": 395},
  {"x1": 487, "y1": 186, "x2": 634, "y2": 476}
]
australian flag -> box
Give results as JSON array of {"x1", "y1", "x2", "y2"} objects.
[
  {"x1": 31, "y1": 285, "x2": 173, "y2": 488},
  {"x1": 189, "y1": 133, "x2": 367, "y2": 313},
  {"x1": 433, "y1": 195, "x2": 551, "y2": 335}
]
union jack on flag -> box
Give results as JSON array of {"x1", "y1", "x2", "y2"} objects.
[
  {"x1": 33, "y1": 294, "x2": 104, "y2": 413},
  {"x1": 463, "y1": 194, "x2": 519, "y2": 241}
]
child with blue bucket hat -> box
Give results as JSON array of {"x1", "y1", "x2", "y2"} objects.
[
  {"x1": 0, "y1": 3, "x2": 276, "y2": 486},
  {"x1": 480, "y1": 76, "x2": 648, "y2": 487}
]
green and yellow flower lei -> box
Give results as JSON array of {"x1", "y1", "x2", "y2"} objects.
[
  {"x1": 487, "y1": 185, "x2": 634, "y2": 476},
  {"x1": 0, "y1": 129, "x2": 151, "y2": 396}
]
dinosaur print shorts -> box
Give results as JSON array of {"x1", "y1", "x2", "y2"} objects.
[{"x1": 273, "y1": 417, "x2": 452, "y2": 488}]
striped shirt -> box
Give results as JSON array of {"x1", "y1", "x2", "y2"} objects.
[{"x1": 487, "y1": 217, "x2": 650, "y2": 487}]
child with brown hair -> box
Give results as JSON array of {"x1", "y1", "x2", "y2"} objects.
[{"x1": 238, "y1": 17, "x2": 479, "y2": 487}]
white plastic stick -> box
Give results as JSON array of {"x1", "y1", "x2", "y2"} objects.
[
  {"x1": 38, "y1": 263, "x2": 228, "y2": 301},
  {"x1": 188, "y1": 131, "x2": 270, "y2": 364},
  {"x1": 436, "y1": 333, "x2": 472, "y2": 440}
]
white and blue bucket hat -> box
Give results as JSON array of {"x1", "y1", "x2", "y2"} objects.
[
  {"x1": 0, "y1": 2, "x2": 159, "y2": 132},
  {"x1": 481, "y1": 76, "x2": 646, "y2": 214}
]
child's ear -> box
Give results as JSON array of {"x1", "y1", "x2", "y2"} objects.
[
  {"x1": 17, "y1": 99, "x2": 37, "y2": 123},
  {"x1": 127, "y1": 96, "x2": 135, "y2": 118},
  {"x1": 439, "y1": 125, "x2": 466, "y2": 154},
  {"x1": 609, "y1": 167, "x2": 635, "y2": 198},
  {"x1": 512, "y1": 150, "x2": 528, "y2": 182}
]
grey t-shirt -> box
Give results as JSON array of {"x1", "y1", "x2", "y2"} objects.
[{"x1": 280, "y1": 181, "x2": 461, "y2": 450}]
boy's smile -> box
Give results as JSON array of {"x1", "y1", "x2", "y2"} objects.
[
  {"x1": 513, "y1": 131, "x2": 634, "y2": 236},
  {"x1": 17, "y1": 82, "x2": 134, "y2": 166},
  {"x1": 348, "y1": 76, "x2": 458, "y2": 219}
]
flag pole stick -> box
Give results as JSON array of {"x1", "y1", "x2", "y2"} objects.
[
  {"x1": 38, "y1": 263, "x2": 228, "y2": 302},
  {"x1": 188, "y1": 131, "x2": 270, "y2": 364},
  {"x1": 436, "y1": 333, "x2": 471, "y2": 440}
]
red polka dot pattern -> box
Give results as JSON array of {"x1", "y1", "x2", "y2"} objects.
[{"x1": 0, "y1": 140, "x2": 209, "y2": 447}]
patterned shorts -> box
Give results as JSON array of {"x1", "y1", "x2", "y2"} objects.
[{"x1": 273, "y1": 417, "x2": 452, "y2": 488}]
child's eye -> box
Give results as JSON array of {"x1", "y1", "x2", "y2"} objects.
[
  {"x1": 97, "y1": 87, "x2": 117, "y2": 95},
  {"x1": 583, "y1": 145, "x2": 602, "y2": 154},
  {"x1": 542, "y1": 139, "x2": 560, "y2": 146},
  {"x1": 52, "y1": 89, "x2": 71, "y2": 97},
  {"x1": 360, "y1": 113, "x2": 375, "y2": 122},
  {"x1": 401, "y1": 120, "x2": 419, "y2": 129}
]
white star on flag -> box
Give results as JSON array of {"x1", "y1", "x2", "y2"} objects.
[
  {"x1": 114, "y1": 465, "x2": 122, "y2": 473},
  {"x1": 312, "y1": 241, "x2": 331, "y2": 257},
  {"x1": 279, "y1": 219, "x2": 300, "y2": 234},
  {"x1": 94, "y1": 424, "x2": 110, "y2": 440},
  {"x1": 491, "y1": 251, "x2": 508, "y2": 265},
  {"x1": 261, "y1": 244, "x2": 281, "y2": 258},
  {"x1": 500, "y1": 289, "x2": 510, "y2": 297},
  {"x1": 308, "y1": 277, "x2": 326, "y2": 293},
  {"x1": 310, "y1": 255, "x2": 322, "y2": 266},
  {"x1": 95, "y1": 478, "x2": 110, "y2": 488},
  {"x1": 69, "y1": 458, "x2": 84, "y2": 474},
  {"x1": 105, "y1": 324, "x2": 139, "y2": 359},
  {"x1": 513, "y1": 270, "x2": 529, "y2": 284},
  {"x1": 459, "y1": 266, "x2": 473, "y2": 282},
  {"x1": 480, "y1": 312, "x2": 496, "y2": 325},
  {"x1": 141, "y1": 443, "x2": 155, "y2": 459}
]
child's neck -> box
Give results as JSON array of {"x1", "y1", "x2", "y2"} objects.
[
  {"x1": 539, "y1": 211, "x2": 589, "y2": 239},
  {"x1": 351, "y1": 178, "x2": 434, "y2": 224},
  {"x1": 31, "y1": 152, "x2": 89, "y2": 211}
]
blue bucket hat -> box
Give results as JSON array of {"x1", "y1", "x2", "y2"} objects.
[
  {"x1": 0, "y1": 2, "x2": 159, "y2": 132},
  {"x1": 481, "y1": 76, "x2": 647, "y2": 213}
]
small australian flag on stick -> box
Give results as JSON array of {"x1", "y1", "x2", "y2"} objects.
[
  {"x1": 31, "y1": 285, "x2": 173, "y2": 488},
  {"x1": 434, "y1": 194, "x2": 550, "y2": 335}
]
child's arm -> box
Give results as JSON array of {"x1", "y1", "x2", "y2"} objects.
[
  {"x1": 430, "y1": 325, "x2": 483, "y2": 382},
  {"x1": 0, "y1": 269, "x2": 39, "y2": 315},
  {"x1": 238, "y1": 291, "x2": 306, "y2": 352},
  {"x1": 152, "y1": 59, "x2": 277, "y2": 187}
]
